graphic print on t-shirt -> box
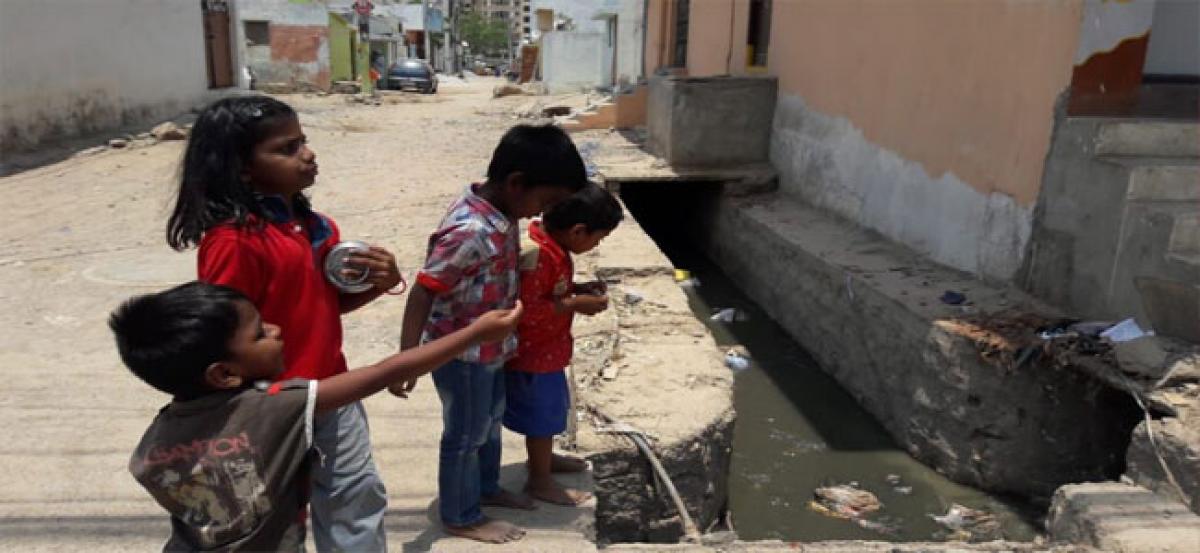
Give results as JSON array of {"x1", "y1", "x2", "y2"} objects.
[{"x1": 139, "y1": 431, "x2": 271, "y2": 547}]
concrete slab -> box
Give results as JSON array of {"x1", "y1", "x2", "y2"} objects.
[
  {"x1": 1094, "y1": 120, "x2": 1200, "y2": 158},
  {"x1": 1047, "y1": 482, "x2": 1200, "y2": 552}
]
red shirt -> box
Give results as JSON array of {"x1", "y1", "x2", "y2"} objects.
[
  {"x1": 198, "y1": 209, "x2": 347, "y2": 381},
  {"x1": 508, "y1": 221, "x2": 574, "y2": 373}
]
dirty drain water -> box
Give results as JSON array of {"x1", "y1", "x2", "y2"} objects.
[{"x1": 620, "y1": 187, "x2": 1040, "y2": 543}]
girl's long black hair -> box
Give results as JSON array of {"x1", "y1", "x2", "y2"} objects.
[{"x1": 167, "y1": 96, "x2": 306, "y2": 250}]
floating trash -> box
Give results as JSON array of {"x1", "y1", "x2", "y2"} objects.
[
  {"x1": 929, "y1": 503, "x2": 1002, "y2": 541},
  {"x1": 711, "y1": 308, "x2": 748, "y2": 323},
  {"x1": 810, "y1": 484, "x2": 881, "y2": 519},
  {"x1": 809, "y1": 484, "x2": 898, "y2": 536},
  {"x1": 725, "y1": 346, "x2": 751, "y2": 371}
]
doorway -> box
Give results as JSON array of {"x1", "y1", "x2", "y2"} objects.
[{"x1": 201, "y1": 0, "x2": 235, "y2": 88}]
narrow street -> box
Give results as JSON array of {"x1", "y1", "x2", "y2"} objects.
[{"x1": 0, "y1": 77, "x2": 600, "y2": 552}]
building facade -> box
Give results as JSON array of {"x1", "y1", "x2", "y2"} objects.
[
  {"x1": 644, "y1": 0, "x2": 1198, "y2": 324},
  {"x1": 0, "y1": 0, "x2": 217, "y2": 153}
]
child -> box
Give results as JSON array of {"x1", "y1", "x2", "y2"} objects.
[
  {"x1": 504, "y1": 184, "x2": 622, "y2": 506},
  {"x1": 389, "y1": 124, "x2": 588, "y2": 543},
  {"x1": 166, "y1": 96, "x2": 399, "y2": 551},
  {"x1": 111, "y1": 282, "x2": 522, "y2": 552}
]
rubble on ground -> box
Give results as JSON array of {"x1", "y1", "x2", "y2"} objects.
[{"x1": 150, "y1": 122, "x2": 187, "y2": 141}]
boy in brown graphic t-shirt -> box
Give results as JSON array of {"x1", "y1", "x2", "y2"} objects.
[{"x1": 111, "y1": 282, "x2": 521, "y2": 551}]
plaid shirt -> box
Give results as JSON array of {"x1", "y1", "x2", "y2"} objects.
[{"x1": 417, "y1": 184, "x2": 520, "y2": 364}]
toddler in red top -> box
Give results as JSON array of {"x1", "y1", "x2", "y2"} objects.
[{"x1": 504, "y1": 185, "x2": 623, "y2": 506}]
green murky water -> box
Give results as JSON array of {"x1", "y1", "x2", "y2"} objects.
[{"x1": 621, "y1": 187, "x2": 1040, "y2": 542}]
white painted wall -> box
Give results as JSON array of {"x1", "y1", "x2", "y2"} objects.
[
  {"x1": 772, "y1": 95, "x2": 1033, "y2": 283},
  {"x1": 533, "y1": 0, "x2": 644, "y2": 87},
  {"x1": 0, "y1": 0, "x2": 213, "y2": 151},
  {"x1": 541, "y1": 31, "x2": 605, "y2": 93},
  {"x1": 1145, "y1": 0, "x2": 1200, "y2": 76},
  {"x1": 1074, "y1": 0, "x2": 1155, "y2": 64}
]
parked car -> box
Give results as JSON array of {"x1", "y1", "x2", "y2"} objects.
[{"x1": 386, "y1": 59, "x2": 437, "y2": 93}]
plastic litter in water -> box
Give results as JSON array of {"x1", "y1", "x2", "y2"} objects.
[
  {"x1": 711, "y1": 308, "x2": 748, "y2": 323},
  {"x1": 1100, "y1": 318, "x2": 1154, "y2": 343},
  {"x1": 725, "y1": 347, "x2": 751, "y2": 371}
]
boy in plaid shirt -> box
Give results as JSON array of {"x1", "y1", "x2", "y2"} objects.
[{"x1": 389, "y1": 125, "x2": 587, "y2": 544}]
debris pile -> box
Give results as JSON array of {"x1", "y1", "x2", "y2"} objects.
[{"x1": 808, "y1": 483, "x2": 899, "y2": 536}]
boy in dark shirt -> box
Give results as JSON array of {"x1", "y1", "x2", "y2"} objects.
[{"x1": 110, "y1": 281, "x2": 521, "y2": 551}]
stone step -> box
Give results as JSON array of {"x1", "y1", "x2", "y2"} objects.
[
  {"x1": 1095, "y1": 156, "x2": 1200, "y2": 202},
  {"x1": 1048, "y1": 482, "x2": 1200, "y2": 552},
  {"x1": 1168, "y1": 213, "x2": 1200, "y2": 267},
  {"x1": 1095, "y1": 120, "x2": 1200, "y2": 158}
]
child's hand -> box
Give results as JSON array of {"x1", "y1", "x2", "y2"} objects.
[
  {"x1": 569, "y1": 294, "x2": 609, "y2": 316},
  {"x1": 575, "y1": 280, "x2": 608, "y2": 296},
  {"x1": 346, "y1": 246, "x2": 403, "y2": 292},
  {"x1": 469, "y1": 301, "x2": 524, "y2": 343}
]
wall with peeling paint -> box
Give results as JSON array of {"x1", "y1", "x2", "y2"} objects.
[
  {"x1": 0, "y1": 0, "x2": 212, "y2": 152},
  {"x1": 235, "y1": 0, "x2": 332, "y2": 91},
  {"x1": 763, "y1": 0, "x2": 1083, "y2": 282}
]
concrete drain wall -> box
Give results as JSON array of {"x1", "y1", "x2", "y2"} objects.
[{"x1": 617, "y1": 182, "x2": 1143, "y2": 504}]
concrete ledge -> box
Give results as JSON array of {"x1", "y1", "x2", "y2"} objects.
[
  {"x1": 693, "y1": 193, "x2": 1139, "y2": 500},
  {"x1": 1095, "y1": 120, "x2": 1200, "y2": 158},
  {"x1": 1047, "y1": 482, "x2": 1200, "y2": 552},
  {"x1": 606, "y1": 539, "x2": 1089, "y2": 552}
]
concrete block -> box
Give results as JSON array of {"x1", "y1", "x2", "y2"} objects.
[
  {"x1": 1095, "y1": 120, "x2": 1200, "y2": 158},
  {"x1": 1127, "y1": 418, "x2": 1200, "y2": 515},
  {"x1": 696, "y1": 194, "x2": 1140, "y2": 500},
  {"x1": 1126, "y1": 163, "x2": 1200, "y2": 201},
  {"x1": 1136, "y1": 277, "x2": 1200, "y2": 344},
  {"x1": 1025, "y1": 118, "x2": 1200, "y2": 323},
  {"x1": 1047, "y1": 482, "x2": 1200, "y2": 552},
  {"x1": 647, "y1": 76, "x2": 777, "y2": 168},
  {"x1": 1168, "y1": 213, "x2": 1200, "y2": 262}
]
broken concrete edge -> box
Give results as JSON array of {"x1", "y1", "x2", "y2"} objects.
[
  {"x1": 1126, "y1": 417, "x2": 1200, "y2": 516},
  {"x1": 603, "y1": 540, "x2": 1092, "y2": 552},
  {"x1": 589, "y1": 407, "x2": 735, "y2": 544},
  {"x1": 1047, "y1": 482, "x2": 1200, "y2": 552},
  {"x1": 567, "y1": 205, "x2": 737, "y2": 545}
]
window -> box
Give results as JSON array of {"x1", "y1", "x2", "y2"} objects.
[
  {"x1": 245, "y1": 21, "x2": 269, "y2": 47},
  {"x1": 672, "y1": 0, "x2": 689, "y2": 68},
  {"x1": 747, "y1": 0, "x2": 772, "y2": 67}
]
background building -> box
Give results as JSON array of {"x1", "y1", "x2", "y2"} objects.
[{"x1": 0, "y1": 0, "x2": 218, "y2": 153}]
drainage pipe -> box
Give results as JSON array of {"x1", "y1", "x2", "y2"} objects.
[{"x1": 597, "y1": 417, "x2": 702, "y2": 543}]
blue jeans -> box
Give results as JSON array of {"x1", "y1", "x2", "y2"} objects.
[
  {"x1": 433, "y1": 359, "x2": 506, "y2": 526},
  {"x1": 310, "y1": 401, "x2": 388, "y2": 552}
]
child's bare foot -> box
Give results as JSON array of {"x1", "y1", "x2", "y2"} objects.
[
  {"x1": 481, "y1": 488, "x2": 536, "y2": 510},
  {"x1": 550, "y1": 452, "x2": 588, "y2": 473},
  {"x1": 445, "y1": 517, "x2": 526, "y2": 543},
  {"x1": 526, "y1": 478, "x2": 592, "y2": 506}
]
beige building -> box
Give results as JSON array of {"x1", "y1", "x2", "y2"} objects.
[{"x1": 643, "y1": 0, "x2": 1198, "y2": 327}]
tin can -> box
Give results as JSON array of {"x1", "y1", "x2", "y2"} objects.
[{"x1": 324, "y1": 240, "x2": 373, "y2": 293}]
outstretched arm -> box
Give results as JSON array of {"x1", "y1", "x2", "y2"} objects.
[
  {"x1": 388, "y1": 283, "x2": 436, "y2": 398},
  {"x1": 317, "y1": 301, "x2": 521, "y2": 413}
]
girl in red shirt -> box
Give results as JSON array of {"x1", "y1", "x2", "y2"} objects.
[{"x1": 166, "y1": 96, "x2": 399, "y2": 551}]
